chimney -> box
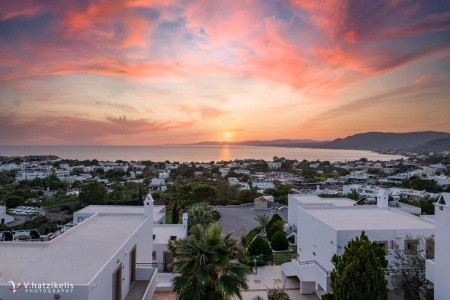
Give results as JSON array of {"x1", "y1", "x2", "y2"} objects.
[
  {"x1": 144, "y1": 193, "x2": 154, "y2": 217},
  {"x1": 377, "y1": 189, "x2": 389, "y2": 209},
  {"x1": 182, "y1": 213, "x2": 189, "y2": 235}
]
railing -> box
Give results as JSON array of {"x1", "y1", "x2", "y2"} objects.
[
  {"x1": 297, "y1": 260, "x2": 330, "y2": 275},
  {"x1": 137, "y1": 263, "x2": 171, "y2": 273}
]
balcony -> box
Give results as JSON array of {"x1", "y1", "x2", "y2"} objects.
[
  {"x1": 125, "y1": 265, "x2": 158, "y2": 300},
  {"x1": 281, "y1": 259, "x2": 331, "y2": 293}
]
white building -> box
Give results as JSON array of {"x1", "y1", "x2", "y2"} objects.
[
  {"x1": 228, "y1": 177, "x2": 240, "y2": 186},
  {"x1": 152, "y1": 213, "x2": 188, "y2": 274},
  {"x1": 347, "y1": 170, "x2": 371, "y2": 181},
  {"x1": 343, "y1": 184, "x2": 436, "y2": 201},
  {"x1": 219, "y1": 167, "x2": 230, "y2": 177},
  {"x1": 0, "y1": 206, "x2": 14, "y2": 225},
  {"x1": 73, "y1": 203, "x2": 166, "y2": 225},
  {"x1": 426, "y1": 193, "x2": 450, "y2": 300},
  {"x1": 149, "y1": 178, "x2": 167, "y2": 192},
  {"x1": 282, "y1": 192, "x2": 434, "y2": 298},
  {"x1": 254, "y1": 195, "x2": 275, "y2": 210},
  {"x1": 0, "y1": 164, "x2": 19, "y2": 172},
  {"x1": 252, "y1": 181, "x2": 275, "y2": 191},
  {"x1": 431, "y1": 175, "x2": 450, "y2": 187},
  {"x1": 0, "y1": 195, "x2": 158, "y2": 300},
  {"x1": 268, "y1": 162, "x2": 282, "y2": 170}
]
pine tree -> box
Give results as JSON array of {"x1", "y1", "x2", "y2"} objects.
[{"x1": 330, "y1": 231, "x2": 387, "y2": 300}]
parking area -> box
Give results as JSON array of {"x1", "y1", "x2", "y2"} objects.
[{"x1": 216, "y1": 205, "x2": 288, "y2": 238}]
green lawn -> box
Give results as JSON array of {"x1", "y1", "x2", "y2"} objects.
[
  {"x1": 165, "y1": 211, "x2": 173, "y2": 224},
  {"x1": 273, "y1": 252, "x2": 296, "y2": 265}
]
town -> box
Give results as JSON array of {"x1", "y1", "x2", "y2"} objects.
[{"x1": 0, "y1": 152, "x2": 449, "y2": 299}]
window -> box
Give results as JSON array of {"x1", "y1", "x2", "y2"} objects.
[
  {"x1": 170, "y1": 236, "x2": 177, "y2": 241},
  {"x1": 152, "y1": 251, "x2": 156, "y2": 260},
  {"x1": 376, "y1": 241, "x2": 388, "y2": 253},
  {"x1": 405, "y1": 239, "x2": 418, "y2": 255},
  {"x1": 426, "y1": 238, "x2": 435, "y2": 259},
  {"x1": 153, "y1": 234, "x2": 156, "y2": 240},
  {"x1": 77, "y1": 217, "x2": 84, "y2": 223}
]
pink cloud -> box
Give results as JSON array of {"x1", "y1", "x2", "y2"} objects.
[{"x1": 0, "y1": 113, "x2": 195, "y2": 145}]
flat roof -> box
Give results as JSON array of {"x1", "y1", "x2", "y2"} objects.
[
  {"x1": 0, "y1": 213, "x2": 147, "y2": 283},
  {"x1": 75, "y1": 204, "x2": 166, "y2": 214},
  {"x1": 291, "y1": 195, "x2": 355, "y2": 207},
  {"x1": 153, "y1": 225, "x2": 186, "y2": 244},
  {"x1": 304, "y1": 207, "x2": 435, "y2": 230},
  {"x1": 75, "y1": 204, "x2": 165, "y2": 222}
]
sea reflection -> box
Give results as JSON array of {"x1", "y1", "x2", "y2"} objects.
[{"x1": 219, "y1": 145, "x2": 232, "y2": 161}]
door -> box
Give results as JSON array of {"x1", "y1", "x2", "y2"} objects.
[
  {"x1": 163, "y1": 251, "x2": 174, "y2": 272},
  {"x1": 112, "y1": 264, "x2": 122, "y2": 300},
  {"x1": 129, "y1": 246, "x2": 136, "y2": 285}
]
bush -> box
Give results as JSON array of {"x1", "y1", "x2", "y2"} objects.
[
  {"x1": 267, "y1": 288, "x2": 290, "y2": 300},
  {"x1": 267, "y1": 225, "x2": 284, "y2": 241},
  {"x1": 321, "y1": 294, "x2": 335, "y2": 300},
  {"x1": 265, "y1": 213, "x2": 283, "y2": 232},
  {"x1": 248, "y1": 236, "x2": 272, "y2": 256},
  {"x1": 271, "y1": 231, "x2": 289, "y2": 251},
  {"x1": 242, "y1": 227, "x2": 262, "y2": 247},
  {"x1": 247, "y1": 236, "x2": 273, "y2": 264}
]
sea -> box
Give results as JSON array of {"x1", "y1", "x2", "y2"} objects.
[{"x1": 0, "y1": 145, "x2": 405, "y2": 162}]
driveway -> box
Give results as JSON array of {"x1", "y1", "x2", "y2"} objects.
[{"x1": 216, "y1": 205, "x2": 288, "y2": 238}]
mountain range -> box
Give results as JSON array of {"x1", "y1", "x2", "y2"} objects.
[{"x1": 191, "y1": 131, "x2": 450, "y2": 153}]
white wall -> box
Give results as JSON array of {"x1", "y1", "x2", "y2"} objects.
[
  {"x1": 293, "y1": 206, "x2": 434, "y2": 295},
  {"x1": 433, "y1": 203, "x2": 450, "y2": 299},
  {"x1": 88, "y1": 215, "x2": 153, "y2": 300}
]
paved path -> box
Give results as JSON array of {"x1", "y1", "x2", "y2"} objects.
[
  {"x1": 233, "y1": 265, "x2": 317, "y2": 300},
  {"x1": 217, "y1": 206, "x2": 288, "y2": 238}
]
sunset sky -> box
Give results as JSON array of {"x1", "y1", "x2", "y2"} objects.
[{"x1": 1, "y1": 0, "x2": 450, "y2": 145}]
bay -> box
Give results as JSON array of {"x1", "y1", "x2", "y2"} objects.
[{"x1": 0, "y1": 145, "x2": 404, "y2": 162}]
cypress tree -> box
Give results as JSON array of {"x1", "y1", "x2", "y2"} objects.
[{"x1": 330, "y1": 231, "x2": 387, "y2": 300}]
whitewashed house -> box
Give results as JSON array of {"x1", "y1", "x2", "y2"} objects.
[
  {"x1": 252, "y1": 181, "x2": 275, "y2": 191},
  {"x1": 268, "y1": 162, "x2": 282, "y2": 170},
  {"x1": 149, "y1": 178, "x2": 167, "y2": 192},
  {"x1": 426, "y1": 193, "x2": 450, "y2": 300},
  {"x1": 282, "y1": 191, "x2": 434, "y2": 298},
  {"x1": 0, "y1": 195, "x2": 158, "y2": 300}
]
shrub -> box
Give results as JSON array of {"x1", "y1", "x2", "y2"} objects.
[
  {"x1": 247, "y1": 236, "x2": 273, "y2": 264},
  {"x1": 271, "y1": 231, "x2": 289, "y2": 251},
  {"x1": 248, "y1": 236, "x2": 272, "y2": 256},
  {"x1": 265, "y1": 213, "x2": 283, "y2": 232},
  {"x1": 267, "y1": 225, "x2": 284, "y2": 241},
  {"x1": 321, "y1": 294, "x2": 335, "y2": 300},
  {"x1": 267, "y1": 288, "x2": 290, "y2": 300},
  {"x1": 242, "y1": 227, "x2": 262, "y2": 247}
]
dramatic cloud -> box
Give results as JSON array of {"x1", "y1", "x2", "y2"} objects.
[{"x1": 0, "y1": 0, "x2": 449, "y2": 144}]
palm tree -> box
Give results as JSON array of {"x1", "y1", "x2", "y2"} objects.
[
  {"x1": 186, "y1": 202, "x2": 214, "y2": 231},
  {"x1": 254, "y1": 215, "x2": 269, "y2": 231},
  {"x1": 169, "y1": 223, "x2": 250, "y2": 300}
]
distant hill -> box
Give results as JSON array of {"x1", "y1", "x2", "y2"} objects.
[
  {"x1": 323, "y1": 131, "x2": 450, "y2": 151},
  {"x1": 190, "y1": 131, "x2": 450, "y2": 152},
  {"x1": 191, "y1": 139, "x2": 328, "y2": 148},
  {"x1": 411, "y1": 137, "x2": 450, "y2": 153}
]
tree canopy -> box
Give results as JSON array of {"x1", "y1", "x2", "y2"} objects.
[
  {"x1": 79, "y1": 182, "x2": 107, "y2": 205},
  {"x1": 330, "y1": 231, "x2": 387, "y2": 300},
  {"x1": 169, "y1": 223, "x2": 249, "y2": 300}
]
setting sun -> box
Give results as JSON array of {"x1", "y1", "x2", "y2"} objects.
[{"x1": 224, "y1": 132, "x2": 233, "y2": 140}]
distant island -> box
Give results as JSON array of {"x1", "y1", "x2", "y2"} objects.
[{"x1": 190, "y1": 131, "x2": 450, "y2": 153}]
